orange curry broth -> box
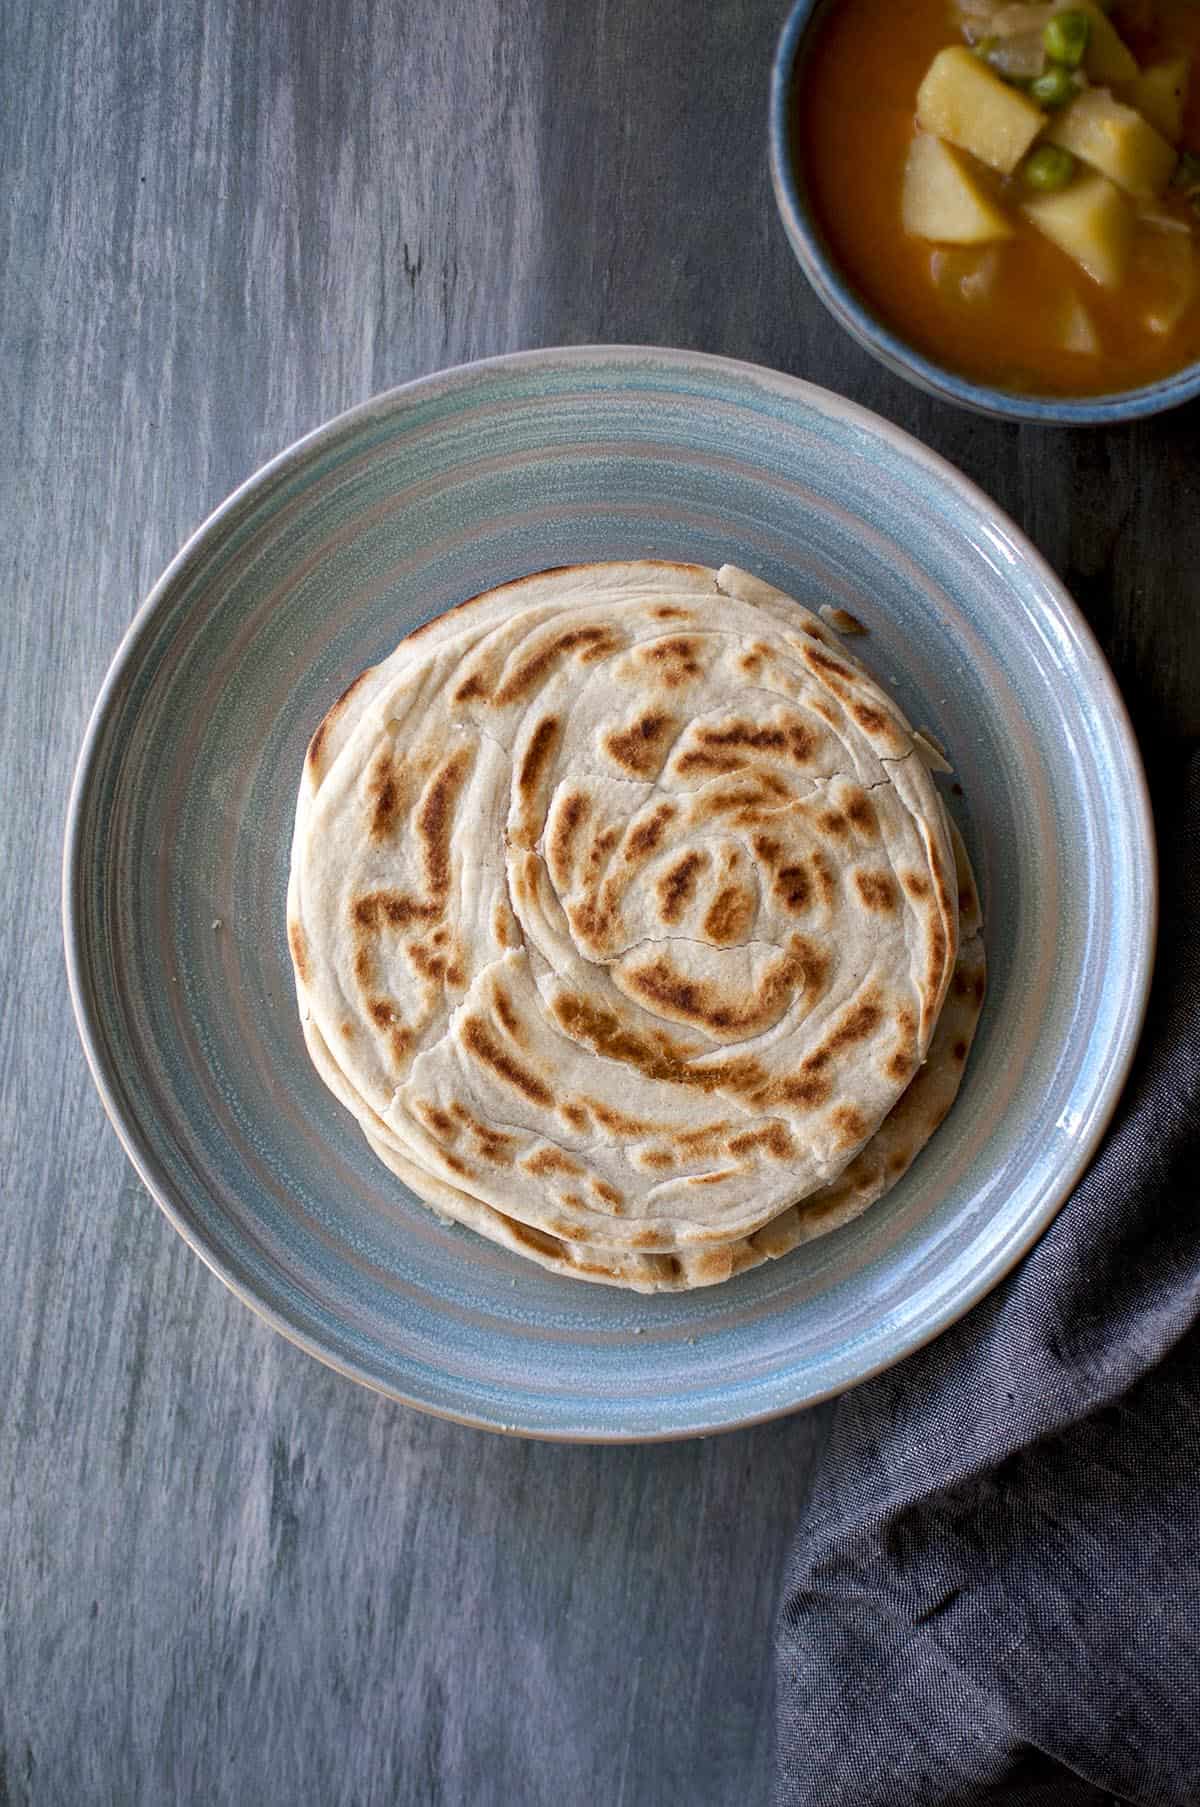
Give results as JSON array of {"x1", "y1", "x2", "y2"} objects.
[{"x1": 796, "y1": 0, "x2": 1200, "y2": 394}]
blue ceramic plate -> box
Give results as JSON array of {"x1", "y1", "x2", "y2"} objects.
[{"x1": 63, "y1": 347, "x2": 1154, "y2": 1440}]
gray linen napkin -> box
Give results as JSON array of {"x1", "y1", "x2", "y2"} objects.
[{"x1": 774, "y1": 752, "x2": 1200, "y2": 1807}]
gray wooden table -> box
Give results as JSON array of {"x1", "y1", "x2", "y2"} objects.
[{"x1": 3, "y1": 2, "x2": 1198, "y2": 1802}]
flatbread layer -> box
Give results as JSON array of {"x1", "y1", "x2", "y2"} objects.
[{"x1": 288, "y1": 562, "x2": 967, "y2": 1279}]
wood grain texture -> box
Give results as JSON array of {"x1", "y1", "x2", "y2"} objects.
[{"x1": 1, "y1": 0, "x2": 1196, "y2": 1801}]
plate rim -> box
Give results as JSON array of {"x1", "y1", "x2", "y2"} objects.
[{"x1": 61, "y1": 344, "x2": 1158, "y2": 1441}]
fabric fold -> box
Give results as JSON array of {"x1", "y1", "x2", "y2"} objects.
[{"x1": 774, "y1": 752, "x2": 1200, "y2": 1807}]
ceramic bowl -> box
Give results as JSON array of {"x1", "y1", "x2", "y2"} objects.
[
  {"x1": 64, "y1": 347, "x2": 1154, "y2": 1439},
  {"x1": 769, "y1": 0, "x2": 1200, "y2": 425}
]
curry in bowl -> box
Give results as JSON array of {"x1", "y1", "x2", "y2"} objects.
[{"x1": 799, "y1": 0, "x2": 1200, "y2": 395}]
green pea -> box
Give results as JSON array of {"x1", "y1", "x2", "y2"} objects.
[
  {"x1": 972, "y1": 33, "x2": 999, "y2": 59},
  {"x1": 1029, "y1": 65, "x2": 1077, "y2": 108},
  {"x1": 1022, "y1": 144, "x2": 1077, "y2": 190},
  {"x1": 1043, "y1": 10, "x2": 1091, "y2": 68}
]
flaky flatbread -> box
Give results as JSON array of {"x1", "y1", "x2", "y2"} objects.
[{"x1": 288, "y1": 562, "x2": 978, "y2": 1286}]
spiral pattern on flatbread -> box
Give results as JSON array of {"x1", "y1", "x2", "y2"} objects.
[{"x1": 288, "y1": 562, "x2": 983, "y2": 1289}]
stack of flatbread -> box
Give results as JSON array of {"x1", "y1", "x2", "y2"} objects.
[{"x1": 287, "y1": 562, "x2": 986, "y2": 1291}]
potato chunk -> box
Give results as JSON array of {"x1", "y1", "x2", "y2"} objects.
[
  {"x1": 1132, "y1": 59, "x2": 1190, "y2": 146},
  {"x1": 1047, "y1": 88, "x2": 1178, "y2": 198},
  {"x1": 929, "y1": 245, "x2": 1002, "y2": 302},
  {"x1": 916, "y1": 47, "x2": 1046, "y2": 174},
  {"x1": 1074, "y1": 1, "x2": 1139, "y2": 84},
  {"x1": 1022, "y1": 172, "x2": 1135, "y2": 286},
  {"x1": 1061, "y1": 295, "x2": 1100, "y2": 354},
  {"x1": 1136, "y1": 231, "x2": 1198, "y2": 335},
  {"x1": 902, "y1": 133, "x2": 1015, "y2": 243}
]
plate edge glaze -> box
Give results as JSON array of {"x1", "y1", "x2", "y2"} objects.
[{"x1": 61, "y1": 345, "x2": 1158, "y2": 1441}]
